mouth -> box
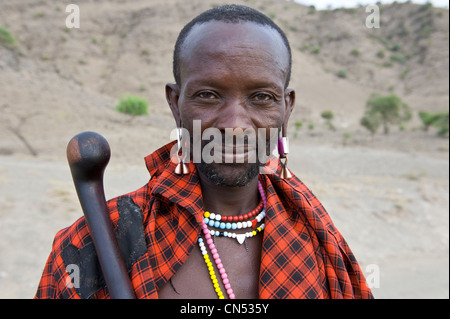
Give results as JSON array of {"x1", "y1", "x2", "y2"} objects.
[{"x1": 211, "y1": 144, "x2": 257, "y2": 163}]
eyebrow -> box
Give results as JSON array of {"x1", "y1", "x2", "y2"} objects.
[{"x1": 183, "y1": 73, "x2": 285, "y2": 90}]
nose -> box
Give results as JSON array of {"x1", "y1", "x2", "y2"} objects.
[{"x1": 217, "y1": 98, "x2": 252, "y2": 132}]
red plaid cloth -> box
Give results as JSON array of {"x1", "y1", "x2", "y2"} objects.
[{"x1": 35, "y1": 141, "x2": 373, "y2": 299}]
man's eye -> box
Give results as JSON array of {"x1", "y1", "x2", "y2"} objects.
[
  {"x1": 252, "y1": 93, "x2": 272, "y2": 101},
  {"x1": 198, "y1": 92, "x2": 216, "y2": 99}
]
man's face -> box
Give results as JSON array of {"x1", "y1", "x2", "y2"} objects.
[{"x1": 166, "y1": 21, "x2": 295, "y2": 187}]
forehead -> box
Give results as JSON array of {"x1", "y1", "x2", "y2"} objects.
[{"x1": 179, "y1": 21, "x2": 289, "y2": 84}]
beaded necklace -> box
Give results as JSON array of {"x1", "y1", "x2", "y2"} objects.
[
  {"x1": 203, "y1": 207, "x2": 265, "y2": 232},
  {"x1": 198, "y1": 179, "x2": 267, "y2": 299},
  {"x1": 208, "y1": 223, "x2": 265, "y2": 244}
]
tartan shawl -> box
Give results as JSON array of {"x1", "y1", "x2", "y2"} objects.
[{"x1": 35, "y1": 141, "x2": 373, "y2": 299}]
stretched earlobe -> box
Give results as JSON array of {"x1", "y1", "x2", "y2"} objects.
[
  {"x1": 277, "y1": 128, "x2": 292, "y2": 180},
  {"x1": 166, "y1": 84, "x2": 190, "y2": 175},
  {"x1": 174, "y1": 127, "x2": 190, "y2": 175},
  {"x1": 277, "y1": 89, "x2": 295, "y2": 180},
  {"x1": 284, "y1": 88, "x2": 295, "y2": 123},
  {"x1": 166, "y1": 83, "x2": 181, "y2": 126}
]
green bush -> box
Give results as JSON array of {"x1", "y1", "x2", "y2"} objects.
[
  {"x1": 294, "y1": 121, "x2": 303, "y2": 130},
  {"x1": 434, "y1": 112, "x2": 449, "y2": 136},
  {"x1": 350, "y1": 49, "x2": 360, "y2": 57},
  {"x1": 361, "y1": 93, "x2": 412, "y2": 134},
  {"x1": 360, "y1": 114, "x2": 381, "y2": 136},
  {"x1": 337, "y1": 70, "x2": 347, "y2": 78},
  {"x1": 390, "y1": 54, "x2": 407, "y2": 64},
  {"x1": 418, "y1": 111, "x2": 437, "y2": 131},
  {"x1": 115, "y1": 94, "x2": 149, "y2": 116},
  {"x1": 293, "y1": 121, "x2": 303, "y2": 138},
  {"x1": 307, "y1": 5, "x2": 316, "y2": 14},
  {"x1": 419, "y1": 110, "x2": 449, "y2": 136},
  {"x1": 376, "y1": 50, "x2": 386, "y2": 59},
  {"x1": 399, "y1": 68, "x2": 410, "y2": 79},
  {"x1": 390, "y1": 43, "x2": 401, "y2": 52},
  {"x1": 321, "y1": 110, "x2": 335, "y2": 130},
  {"x1": 321, "y1": 110, "x2": 334, "y2": 120},
  {"x1": 312, "y1": 45, "x2": 321, "y2": 54},
  {"x1": 418, "y1": 2, "x2": 433, "y2": 12},
  {"x1": 0, "y1": 26, "x2": 15, "y2": 48}
]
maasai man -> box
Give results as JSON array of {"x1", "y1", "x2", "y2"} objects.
[{"x1": 35, "y1": 4, "x2": 373, "y2": 299}]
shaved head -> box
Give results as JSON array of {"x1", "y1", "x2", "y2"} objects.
[{"x1": 172, "y1": 4, "x2": 292, "y2": 88}]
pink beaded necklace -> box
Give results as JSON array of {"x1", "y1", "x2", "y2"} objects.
[{"x1": 198, "y1": 179, "x2": 267, "y2": 299}]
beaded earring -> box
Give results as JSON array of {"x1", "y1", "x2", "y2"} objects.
[
  {"x1": 174, "y1": 127, "x2": 190, "y2": 175},
  {"x1": 278, "y1": 134, "x2": 292, "y2": 180}
]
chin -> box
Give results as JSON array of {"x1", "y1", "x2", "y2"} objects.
[{"x1": 196, "y1": 162, "x2": 260, "y2": 187}]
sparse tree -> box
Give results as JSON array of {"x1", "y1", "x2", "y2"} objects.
[
  {"x1": 419, "y1": 110, "x2": 449, "y2": 136},
  {"x1": 361, "y1": 93, "x2": 411, "y2": 134}
]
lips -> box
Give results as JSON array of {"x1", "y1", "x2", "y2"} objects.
[{"x1": 211, "y1": 144, "x2": 257, "y2": 163}]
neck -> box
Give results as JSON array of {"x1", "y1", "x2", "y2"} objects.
[{"x1": 198, "y1": 173, "x2": 260, "y2": 216}]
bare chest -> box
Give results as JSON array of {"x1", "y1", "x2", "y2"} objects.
[{"x1": 159, "y1": 235, "x2": 263, "y2": 299}]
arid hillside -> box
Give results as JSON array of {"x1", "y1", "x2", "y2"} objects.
[{"x1": 0, "y1": 0, "x2": 448, "y2": 160}]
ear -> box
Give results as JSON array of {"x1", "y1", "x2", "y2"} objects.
[
  {"x1": 282, "y1": 88, "x2": 295, "y2": 135},
  {"x1": 165, "y1": 83, "x2": 181, "y2": 126}
]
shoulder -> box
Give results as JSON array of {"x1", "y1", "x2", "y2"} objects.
[
  {"x1": 267, "y1": 173, "x2": 340, "y2": 236},
  {"x1": 37, "y1": 183, "x2": 151, "y2": 299},
  {"x1": 54, "y1": 183, "x2": 150, "y2": 251}
]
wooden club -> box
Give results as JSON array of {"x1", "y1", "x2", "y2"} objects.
[{"x1": 66, "y1": 131, "x2": 135, "y2": 299}]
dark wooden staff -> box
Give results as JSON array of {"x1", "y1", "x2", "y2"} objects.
[{"x1": 67, "y1": 131, "x2": 136, "y2": 299}]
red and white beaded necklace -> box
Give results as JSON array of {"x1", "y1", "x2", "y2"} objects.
[{"x1": 198, "y1": 179, "x2": 267, "y2": 299}]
